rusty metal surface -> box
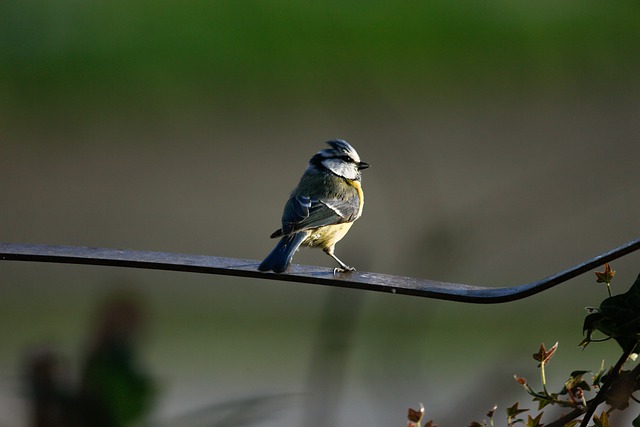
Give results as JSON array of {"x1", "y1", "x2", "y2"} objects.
[{"x1": 1, "y1": 239, "x2": 639, "y2": 303}]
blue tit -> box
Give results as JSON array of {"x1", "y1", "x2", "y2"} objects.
[{"x1": 258, "y1": 139, "x2": 369, "y2": 274}]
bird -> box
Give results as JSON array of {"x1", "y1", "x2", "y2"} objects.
[{"x1": 258, "y1": 139, "x2": 369, "y2": 274}]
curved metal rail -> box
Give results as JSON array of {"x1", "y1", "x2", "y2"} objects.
[{"x1": 1, "y1": 239, "x2": 639, "y2": 303}]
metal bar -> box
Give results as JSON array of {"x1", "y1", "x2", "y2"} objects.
[{"x1": 1, "y1": 239, "x2": 639, "y2": 303}]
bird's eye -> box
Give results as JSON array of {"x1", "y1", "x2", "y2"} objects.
[{"x1": 341, "y1": 156, "x2": 353, "y2": 163}]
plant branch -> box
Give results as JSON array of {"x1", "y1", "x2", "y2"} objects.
[{"x1": 578, "y1": 344, "x2": 638, "y2": 427}]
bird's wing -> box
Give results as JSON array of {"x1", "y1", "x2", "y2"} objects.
[{"x1": 280, "y1": 194, "x2": 360, "y2": 235}]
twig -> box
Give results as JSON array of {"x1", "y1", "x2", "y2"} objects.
[{"x1": 578, "y1": 344, "x2": 639, "y2": 427}]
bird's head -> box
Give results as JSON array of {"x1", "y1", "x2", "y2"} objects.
[{"x1": 309, "y1": 139, "x2": 369, "y2": 180}]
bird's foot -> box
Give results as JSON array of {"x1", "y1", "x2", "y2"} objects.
[{"x1": 333, "y1": 266, "x2": 356, "y2": 275}]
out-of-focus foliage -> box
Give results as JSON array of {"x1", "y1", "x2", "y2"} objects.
[{"x1": 1, "y1": 0, "x2": 639, "y2": 112}]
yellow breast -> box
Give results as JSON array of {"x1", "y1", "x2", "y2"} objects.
[
  {"x1": 349, "y1": 179, "x2": 365, "y2": 218},
  {"x1": 304, "y1": 222, "x2": 354, "y2": 250}
]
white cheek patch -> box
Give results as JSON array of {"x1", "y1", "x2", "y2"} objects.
[{"x1": 322, "y1": 158, "x2": 358, "y2": 180}]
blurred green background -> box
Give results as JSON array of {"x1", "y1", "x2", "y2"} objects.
[{"x1": 2, "y1": 1, "x2": 640, "y2": 425}]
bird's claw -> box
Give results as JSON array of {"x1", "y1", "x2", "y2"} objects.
[{"x1": 333, "y1": 266, "x2": 356, "y2": 275}]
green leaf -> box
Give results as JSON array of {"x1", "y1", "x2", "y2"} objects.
[
  {"x1": 584, "y1": 273, "x2": 640, "y2": 353},
  {"x1": 534, "y1": 396, "x2": 553, "y2": 410},
  {"x1": 592, "y1": 361, "x2": 608, "y2": 387},
  {"x1": 604, "y1": 369, "x2": 634, "y2": 410},
  {"x1": 562, "y1": 370, "x2": 591, "y2": 394},
  {"x1": 506, "y1": 402, "x2": 529, "y2": 418},
  {"x1": 525, "y1": 412, "x2": 544, "y2": 427},
  {"x1": 592, "y1": 411, "x2": 610, "y2": 427}
]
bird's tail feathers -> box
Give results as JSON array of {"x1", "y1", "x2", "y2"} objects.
[{"x1": 258, "y1": 232, "x2": 307, "y2": 273}]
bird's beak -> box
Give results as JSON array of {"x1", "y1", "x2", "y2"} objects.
[{"x1": 358, "y1": 162, "x2": 370, "y2": 170}]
